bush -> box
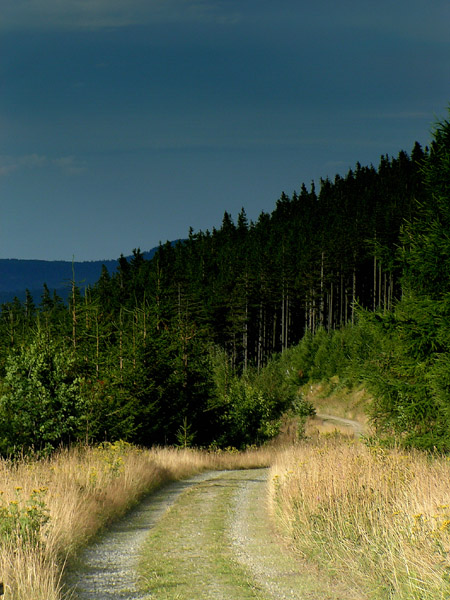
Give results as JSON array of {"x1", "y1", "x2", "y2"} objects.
[
  {"x1": 210, "y1": 348, "x2": 295, "y2": 447},
  {"x1": 0, "y1": 335, "x2": 84, "y2": 455}
]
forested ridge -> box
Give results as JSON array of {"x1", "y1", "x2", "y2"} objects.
[
  {"x1": 0, "y1": 248, "x2": 161, "y2": 304},
  {"x1": 1, "y1": 113, "x2": 449, "y2": 454}
]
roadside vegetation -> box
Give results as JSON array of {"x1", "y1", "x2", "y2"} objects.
[
  {"x1": 0, "y1": 443, "x2": 272, "y2": 599},
  {"x1": 269, "y1": 432, "x2": 450, "y2": 600},
  {"x1": 3, "y1": 373, "x2": 450, "y2": 600}
]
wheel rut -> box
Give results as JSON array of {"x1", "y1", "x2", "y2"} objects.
[
  {"x1": 64, "y1": 461, "x2": 359, "y2": 599},
  {"x1": 63, "y1": 470, "x2": 229, "y2": 599}
]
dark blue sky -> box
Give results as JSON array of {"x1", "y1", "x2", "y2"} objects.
[{"x1": 1, "y1": 0, "x2": 449, "y2": 261}]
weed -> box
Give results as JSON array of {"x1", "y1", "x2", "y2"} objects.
[{"x1": 0, "y1": 487, "x2": 49, "y2": 545}]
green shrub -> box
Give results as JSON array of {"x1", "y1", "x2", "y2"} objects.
[{"x1": 0, "y1": 335, "x2": 84, "y2": 455}]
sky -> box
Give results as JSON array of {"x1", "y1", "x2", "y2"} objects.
[{"x1": 1, "y1": 0, "x2": 450, "y2": 262}]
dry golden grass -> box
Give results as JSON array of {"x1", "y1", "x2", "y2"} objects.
[
  {"x1": 268, "y1": 432, "x2": 450, "y2": 600},
  {"x1": 0, "y1": 442, "x2": 272, "y2": 600}
]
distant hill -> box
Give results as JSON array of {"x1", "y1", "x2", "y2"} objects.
[{"x1": 0, "y1": 248, "x2": 160, "y2": 305}]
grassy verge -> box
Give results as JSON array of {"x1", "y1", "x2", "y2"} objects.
[
  {"x1": 138, "y1": 472, "x2": 266, "y2": 599},
  {"x1": 268, "y1": 433, "x2": 450, "y2": 600},
  {"x1": 0, "y1": 443, "x2": 272, "y2": 600}
]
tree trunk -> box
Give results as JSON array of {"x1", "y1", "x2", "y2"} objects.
[
  {"x1": 373, "y1": 255, "x2": 377, "y2": 310},
  {"x1": 319, "y1": 251, "x2": 325, "y2": 328},
  {"x1": 329, "y1": 280, "x2": 334, "y2": 331},
  {"x1": 352, "y1": 261, "x2": 356, "y2": 324}
]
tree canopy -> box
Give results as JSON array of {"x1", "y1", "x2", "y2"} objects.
[{"x1": 1, "y1": 122, "x2": 445, "y2": 453}]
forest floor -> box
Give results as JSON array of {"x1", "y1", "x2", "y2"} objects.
[{"x1": 63, "y1": 415, "x2": 364, "y2": 600}]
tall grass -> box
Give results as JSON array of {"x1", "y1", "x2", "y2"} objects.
[
  {"x1": 269, "y1": 434, "x2": 450, "y2": 599},
  {"x1": 0, "y1": 442, "x2": 272, "y2": 600}
]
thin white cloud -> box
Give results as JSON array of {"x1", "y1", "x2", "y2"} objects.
[
  {"x1": 0, "y1": 154, "x2": 87, "y2": 176},
  {"x1": 272, "y1": 0, "x2": 450, "y2": 46},
  {"x1": 19, "y1": 154, "x2": 48, "y2": 168},
  {"x1": 1, "y1": 0, "x2": 240, "y2": 31},
  {"x1": 52, "y1": 156, "x2": 87, "y2": 175},
  {"x1": 0, "y1": 163, "x2": 18, "y2": 177}
]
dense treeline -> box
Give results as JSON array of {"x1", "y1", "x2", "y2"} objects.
[
  {"x1": 273, "y1": 115, "x2": 450, "y2": 451},
  {"x1": 0, "y1": 124, "x2": 439, "y2": 454},
  {"x1": 98, "y1": 141, "x2": 425, "y2": 369}
]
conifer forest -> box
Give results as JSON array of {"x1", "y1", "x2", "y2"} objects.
[{"x1": 1, "y1": 113, "x2": 450, "y2": 454}]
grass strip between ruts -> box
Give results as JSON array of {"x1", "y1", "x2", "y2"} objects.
[{"x1": 138, "y1": 471, "x2": 267, "y2": 600}]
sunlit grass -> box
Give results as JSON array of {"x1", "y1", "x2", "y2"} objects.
[
  {"x1": 0, "y1": 443, "x2": 273, "y2": 599},
  {"x1": 268, "y1": 431, "x2": 450, "y2": 599},
  {"x1": 6, "y1": 395, "x2": 447, "y2": 600}
]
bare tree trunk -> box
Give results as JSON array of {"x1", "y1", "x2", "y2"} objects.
[
  {"x1": 352, "y1": 261, "x2": 356, "y2": 324},
  {"x1": 311, "y1": 288, "x2": 316, "y2": 332},
  {"x1": 388, "y1": 273, "x2": 394, "y2": 310},
  {"x1": 306, "y1": 290, "x2": 310, "y2": 332},
  {"x1": 262, "y1": 303, "x2": 267, "y2": 366},
  {"x1": 72, "y1": 280, "x2": 77, "y2": 350},
  {"x1": 378, "y1": 263, "x2": 382, "y2": 309},
  {"x1": 71, "y1": 259, "x2": 77, "y2": 349},
  {"x1": 285, "y1": 291, "x2": 290, "y2": 351},
  {"x1": 319, "y1": 251, "x2": 325, "y2": 328},
  {"x1": 156, "y1": 262, "x2": 161, "y2": 332},
  {"x1": 288, "y1": 292, "x2": 292, "y2": 348},
  {"x1": 95, "y1": 312, "x2": 100, "y2": 377},
  {"x1": 132, "y1": 310, "x2": 137, "y2": 371},
  {"x1": 308, "y1": 295, "x2": 311, "y2": 332},
  {"x1": 257, "y1": 303, "x2": 263, "y2": 371},
  {"x1": 373, "y1": 255, "x2": 377, "y2": 310},
  {"x1": 272, "y1": 311, "x2": 277, "y2": 354},
  {"x1": 345, "y1": 289, "x2": 348, "y2": 326},
  {"x1": 143, "y1": 296, "x2": 147, "y2": 347},
  {"x1": 329, "y1": 280, "x2": 334, "y2": 331},
  {"x1": 119, "y1": 308, "x2": 123, "y2": 379},
  {"x1": 243, "y1": 298, "x2": 248, "y2": 372}
]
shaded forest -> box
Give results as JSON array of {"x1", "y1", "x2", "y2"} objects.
[{"x1": 1, "y1": 123, "x2": 444, "y2": 453}]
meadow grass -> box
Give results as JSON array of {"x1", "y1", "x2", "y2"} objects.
[
  {"x1": 269, "y1": 432, "x2": 450, "y2": 600},
  {"x1": 0, "y1": 442, "x2": 272, "y2": 600},
  {"x1": 3, "y1": 400, "x2": 450, "y2": 600}
]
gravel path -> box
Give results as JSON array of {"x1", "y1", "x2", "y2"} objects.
[
  {"x1": 315, "y1": 413, "x2": 366, "y2": 437},
  {"x1": 63, "y1": 470, "x2": 230, "y2": 600},
  {"x1": 64, "y1": 417, "x2": 364, "y2": 599},
  {"x1": 228, "y1": 469, "x2": 326, "y2": 599},
  {"x1": 64, "y1": 466, "x2": 354, "y2": 600}
]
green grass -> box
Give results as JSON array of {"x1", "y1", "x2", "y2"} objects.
[{"x1": 138, "y1": 474, "x2": 266, "y2": 599}]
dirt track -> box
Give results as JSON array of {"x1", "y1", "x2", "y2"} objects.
[
  {"x1": 315, "y1": 413, "x2": 365, "y2": 437},
  {"x1": 64, "y1": 415, "x2": 363, "y2": 600}
]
